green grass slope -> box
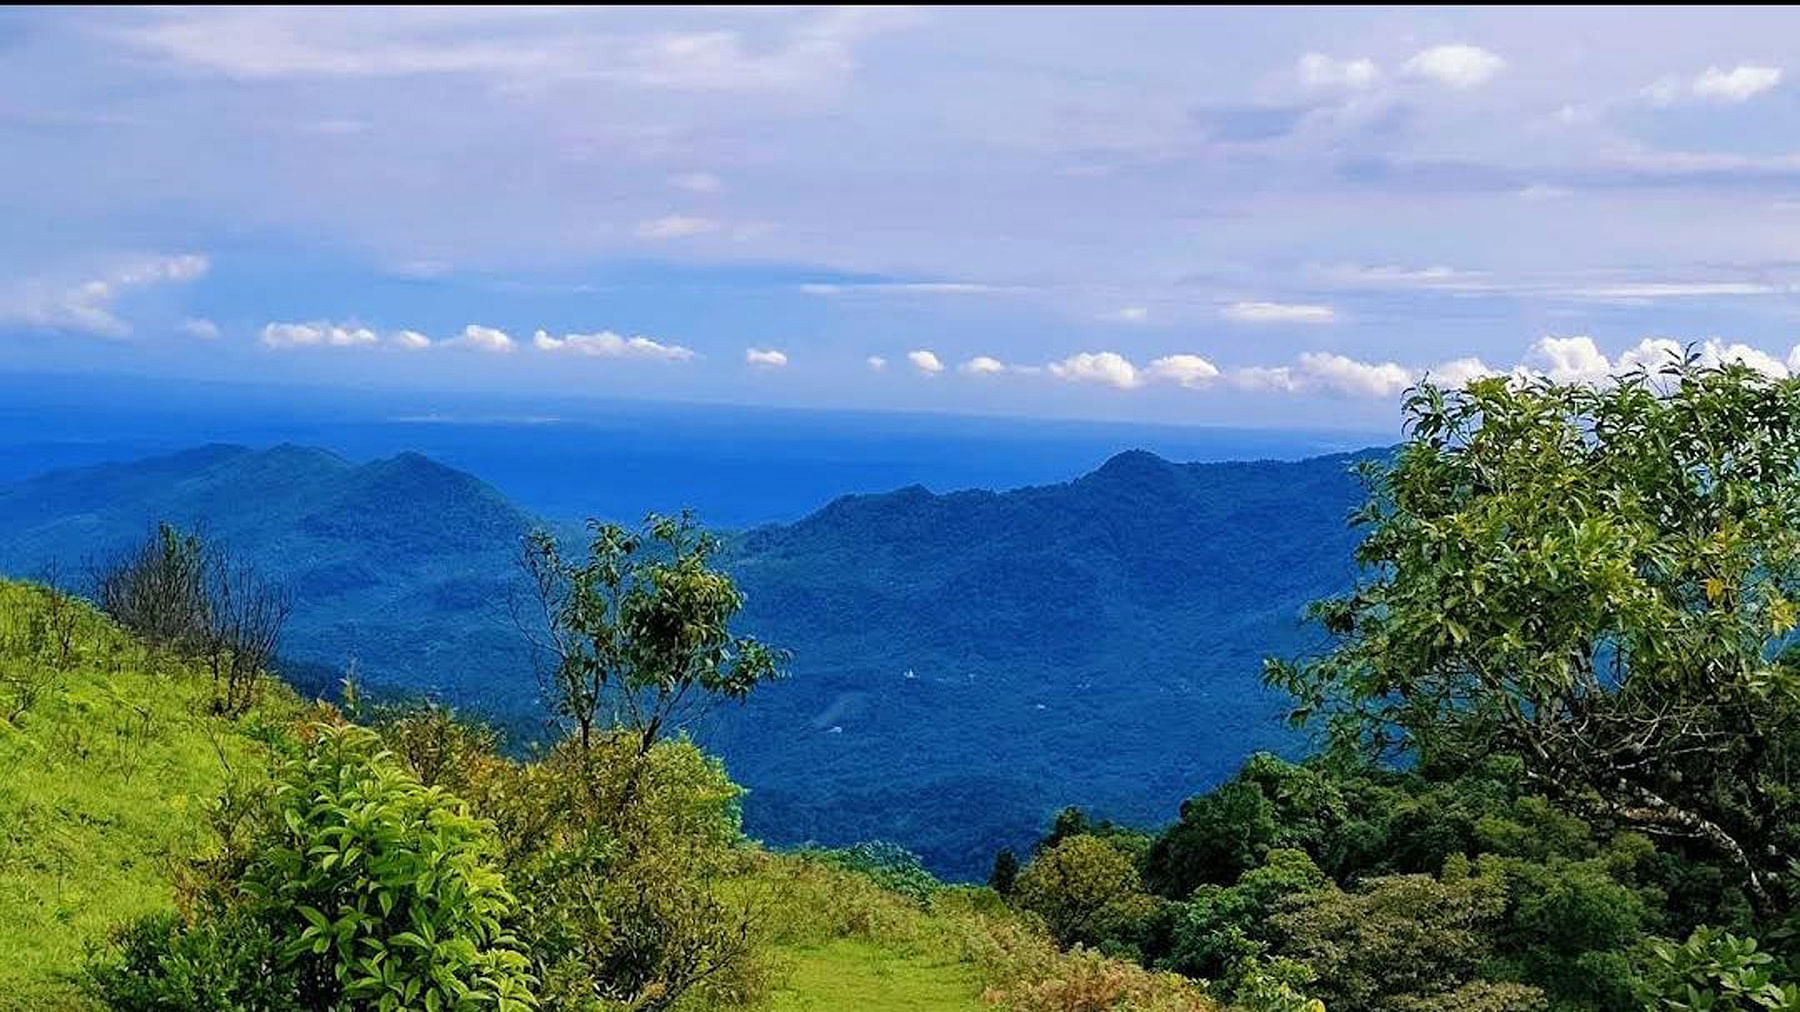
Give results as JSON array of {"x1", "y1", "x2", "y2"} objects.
[
  {"x1": 0, "y1": 581, "x2": 300, "y2": 1010},
  {"x1": 770, "y1": 939, "x2": 980, "y2": 1012},
  {"x1": 3, "y1": 580, "x2": 1201, "y2": 1012}
]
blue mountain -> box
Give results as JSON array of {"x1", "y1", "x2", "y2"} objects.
[{"x1": 0, "y1": 443, "x2": 1376, "y2": 877}]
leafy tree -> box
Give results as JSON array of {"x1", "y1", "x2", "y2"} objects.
[
  {"x1": 520, "y1": 511, "x2": 785, "y2": 755},
  {"x1": 1013, "y1": 835, "x2": 1159, "y2": 950},
  {"x1": 1637, "y1": 928, "x2": 1800, "y2": 1011},
  {"x1": 1270, "y1": 360, "x2": 1800, "y2": 911},
  {"x1": 1161, "y1": 849, "x2": 1325, "y2": 981},
  {"x1": 991, "y1": 848, "x2": 1021, "y2": 897},
  {"x1": 1145, "y1": 780, "x2": 1280, "y2": 898},
  {"x1": 93, "y1": 522, "x2": 290, "y2": 715},
  {"x1": 1272, "y1": 854, "x2": 1538, "y2": 1012}
]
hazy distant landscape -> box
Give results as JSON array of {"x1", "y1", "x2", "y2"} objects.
[
  {"x1": 0, "y1": 372, "x2": 1384, "y2": 525},
  {"x1": 0, "y1": 380, "x2": 1376, "y2": 877}
]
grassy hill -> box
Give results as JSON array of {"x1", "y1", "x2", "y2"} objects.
[
  {"x1": 0, "y1": 444, "x2": 1377, "y2": 879},
  {"x1": 0, "y1": 579, "x2": 1219, "y2": 1012},
  {"x1": 0, "y1": 581, "x2": 303, "y2": 1010}
]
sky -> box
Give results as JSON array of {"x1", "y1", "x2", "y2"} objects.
[{"x1": 8, "y1": 6, "x2": 1800, "y2": 428}]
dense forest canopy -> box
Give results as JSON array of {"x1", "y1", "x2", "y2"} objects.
[{"x1": 1001, "y1": 359, "x2": 1800, "y2": 1012}]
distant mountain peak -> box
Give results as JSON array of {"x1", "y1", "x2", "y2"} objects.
[
  {"x1": 1089, "y1": 448, "x2": 1175, "y2": 483},
  {"x1": 256, "y1": 443, "x2": 347, "y2": 467}
]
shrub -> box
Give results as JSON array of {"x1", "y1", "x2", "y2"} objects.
[
  {"x1": 809, "y1": 840, "x2": 941, "y2": 907},
  {"x1": 245, "y1": 724, "x2": 535, "y2": 1010},
  {"x1": 84, "y1": 910, "x2": 305, "y2": 1012},
  {"x1": 470, "y1": 733, "x2": 771, "y2": 1012},
  {"x1": 87, "y1": 723, "x2": 537, "y2": 1012},
  {"x1": 962, "y1": 914, "x2": 1217, "y2": 1012},
  {"x1": 1636, "y1": 928, "x2": 1800, "y2": 1011},
  {"x1": 1013, "y1": 835, "x2": 1159, "y2": 951}
]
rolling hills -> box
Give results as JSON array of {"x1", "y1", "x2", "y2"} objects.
[{"x1": 0, "y1": 443, "x2": 1375, "y2": 877}]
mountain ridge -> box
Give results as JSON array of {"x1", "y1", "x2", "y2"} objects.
[{"x1": 0, "y1": 441, "x2": 1379, "y2": 877}]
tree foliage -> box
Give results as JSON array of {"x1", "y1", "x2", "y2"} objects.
[
  {"x1": 1269, "y1": 360, "x2": 1800, "y2": 911},
  {"x1": 94, "y1": 522, "x2": 290, "y2": 716},
  {"x1": 1013, "y1": 834, "x2": 1158, "y2": 951},
  {"x1": 520, "y1": 511, "x2": 785, "y2": 754}
]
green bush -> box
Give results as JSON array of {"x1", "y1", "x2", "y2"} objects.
[
  {"x1": 1013, "y1": 835, "x2": 1159, "y2": 952},
  {"x1": 84, "y1": 909, "x2": 305, "y2": 1012},
  {"x1": 1636, "y1": 928, "x2": 1800, "y2": 1011},
  {"x1": 810, "y1": 841, "x2": 942, "y2": 907},
  {"x1": 87, "y1": 723, "x2": 536, "y2": 1012}
]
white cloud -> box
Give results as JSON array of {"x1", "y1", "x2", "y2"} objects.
[
  {"x1": 260, "y1": 320, "x2": 379, "y2": 349},
  {"x1": 1697, "y1": 339, "x2": 1788, "y2": 377},
  {"x1": 1220, "y1": 354, "x2": 1412, "y2": 397},
  {"x1": 1297, "y1": 352, "x2": 1413, "y2": 398},
  {"x1": 1611, "y1": 337, "x2": 1687, "y2": 376},
  {"x1": 614, "y1": 7, "x2": 914, "y2": 91},
  {"x1": 1222, "y1": 300, "x2": 1336, "y2": 324},
  {"x1": 0, "y1": 253, "x2": 210, "y2": 338},
  {"x1": 1112, "y1": 306, "x2": 1150, "y2": 322},
  {"x1": 960, "y1": 355, "x2": 1006, "y2": 375},
  {"x1": 670, "y1": 171, "x2": 723, "y2": 193},
  {"x1": 800, "y1": 281, "x2": 1011, "y2": 296},
  {"x1": 392, "y1": 329, "x2": 432, "y2": 350},
  {"x1": 1231, "y1": 366, "x2": 1303, "y2": 393},
  {"x1": 125, "y1": 7, "x2": 911, "y2": 94},
  {"x1": 635, "y1": 215, "x2": 719, "y2": 239},
  {"x1": 1523, "y1": 335, "x2": 1612, "y2": 383},
  {"x1": 1049, "y1": 351, "x2": 1141, "y2": 390},
  {"x1": 1695, "y1": 66, "x2": 1782, "y2": 101},
  {"x1": 746, "y1": 346, "x2": 788, "y2": 368},
  {"x1": 447, "y1": 323, "x2": 516, "y2": 354},
  {"x1": 1517, "y1": 336, "x2": 1789, "y2": 383},
  {"x1": 1649, "y1": 65, "x2": 1784, "y2": 104},
  {"x1": 1563, "y1": 281, "x2": 1777, "y2": 300},
  {"x1": 866, "y1": 355, "x2": 888, "y2": 372},
  {"x1": 533, "y1": 328, "x2": 693, "y2": 361},
  {"x1": 1297, "y1": 53, "x2": 1379, "y2": 89},
  {"x1": 391, "y1": 259, "x2": 451, "y2": 279},
  {"x1": 179, "y1": 317, "x2": 220, "y2": 339},
  {"x1": 1312, "y1": 263, "x2": 1474, "y2": 287},
  {"x1": 1427, "y1": 357, "x2": 1498, "y2": 388},
  {"x1": 907, "y1": 349, "x2": 944, "y2": 375},
  {"x1": 1146, "y1": 354, "x2": 1220, "y2": 388},
  {"x1": 1403, "y1": 44, "x2": 1505, "y2": 88},
  {"x1": 1518, "y1": 184, "x2": 1573, "y2": 201}
]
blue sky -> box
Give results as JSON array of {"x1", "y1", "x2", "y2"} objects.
[{"x1": 8, "y1": 7, "x2": 1800, "y2": 428}]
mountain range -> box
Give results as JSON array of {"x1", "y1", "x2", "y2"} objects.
[{"x1": 0, "y1": 442, "x2": 1375, "y2": 877}]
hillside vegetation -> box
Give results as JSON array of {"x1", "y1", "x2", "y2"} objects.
[
  {"x1": 10, "y1": 361, "x2": 1800, "y2": 1012},
  {"x1": 0, "y1": 577, "x2": 1218, "y2": 1012},
  {"x1": 0, "y1": 580, "x2": 303, "y2": 1009},
  {"x1": 0, "y1": 444, "x2": 1372, "y2": 879}
]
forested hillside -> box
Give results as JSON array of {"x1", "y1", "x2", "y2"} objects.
[
  {"x1": 0, "y1": 444, "x2": 534, "y2": 705},
  {"x1": 0, "y1": 445, "x2": 1373, "y2": 878},
  {"x1": 722, "y1": 449, "x2": 1372, "y2": 876},
  {"x1": 0, "y1": 577, "x2": 1221, "y2": 1012}
]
